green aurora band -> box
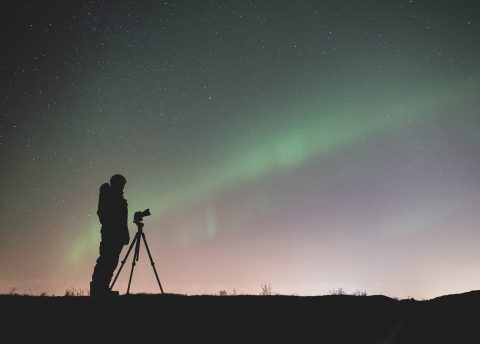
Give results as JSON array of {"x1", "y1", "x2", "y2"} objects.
[{"x1": 66, "y1": 77, "x2": 477, "y2": 266}]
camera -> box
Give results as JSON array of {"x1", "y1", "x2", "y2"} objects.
[{"x1": 134, "y1": 208, "x2": 151, "y2": 222}]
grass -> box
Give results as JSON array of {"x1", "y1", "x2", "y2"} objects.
[{"x1": 3, "y1": 284, "x2": 369, "y2": 298}]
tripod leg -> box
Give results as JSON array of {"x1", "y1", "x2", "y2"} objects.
[
  {"x1": 110, "y1": 232, "x2": 139, "y2": 290},
  {"x1": 141, "y1": 232, "x2": 165, "y2": 294},
  {"x1": 126, "y1": 234, "x2": 142, "y2": 294}
]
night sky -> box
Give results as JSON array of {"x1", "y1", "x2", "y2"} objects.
[{"x1": 1, "y1": 0, "x2": 480, "y2": 298}]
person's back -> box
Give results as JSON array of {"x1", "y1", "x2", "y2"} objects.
[{"x1": 97, "y1": 182, "x2": 112, "y2": 224}]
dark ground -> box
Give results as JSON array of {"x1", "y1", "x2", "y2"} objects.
[{"x1": 1, "y1": 291, "x2": 479, "y2": 343}]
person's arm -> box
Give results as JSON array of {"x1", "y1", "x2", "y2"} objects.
[{"x1": 121, "y1": 199, "x2": 130, "y2": 244}]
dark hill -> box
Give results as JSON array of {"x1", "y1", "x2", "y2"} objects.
[
  {"x1": 2, "y1": 291, "x2": 479, "y2": 342},
  {"x1": 394, "y1": 290, "x2": 480, "y2": 343}
]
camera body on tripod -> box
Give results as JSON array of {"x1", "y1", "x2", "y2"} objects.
[{"x1": 134, "y1": 208, "x2": 150, "y2": 223}]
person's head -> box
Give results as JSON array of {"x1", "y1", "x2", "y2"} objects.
[{"x1": 110, "y1": 174, "x2": 126, "y2": 191}]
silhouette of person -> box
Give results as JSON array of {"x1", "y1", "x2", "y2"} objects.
[{"x1": 90, "y1": 174, "x2": 130, "y2": 296}]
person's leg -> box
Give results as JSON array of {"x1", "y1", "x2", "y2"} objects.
[
  {"x1": 90, "y1": 240, "x2": 110, "y2": 296},
  {"x1": 104, "y1": 243, "x2": 124, "y2": 288}
]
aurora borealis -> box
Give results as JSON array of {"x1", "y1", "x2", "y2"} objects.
[{"x1": 1, "y1": 1, "x2": 480, "y2": 298}]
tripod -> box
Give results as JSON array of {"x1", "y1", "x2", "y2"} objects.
[{"x1": 110, "y1": 218, "x2": 164, "y2": 294}]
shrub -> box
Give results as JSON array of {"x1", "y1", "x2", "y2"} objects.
[
  {"x1": 64, "y1": 287, "x2": 87, "y2": 296},
  {"x1": 260, "y1": 283, "x2": 273, "y2": 296},
  {"x1": 352, "y1": 290, "x2": 367, "y2": 296},
  {"x1": 329, "y1": 288, "x2": 345, "y2": 296}
]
